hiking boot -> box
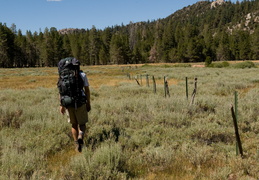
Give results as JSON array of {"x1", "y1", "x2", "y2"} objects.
[
  {"x1": 75, "y1": 141, "x2": 82, "y2": 152},
  {"x1": 78, "y1": 131, "x2": 84, "y2": 145}
]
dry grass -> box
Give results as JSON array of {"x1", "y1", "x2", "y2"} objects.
[
  {"x1": 0, "y1": 68, "x2": 58, "y2": 89},
  {"x1": 1, "y1": 61, "x2": 257, "y2": 90},
  {"x1": 0, "y1": 75, "x2": 57, "y2": 89},
  {"x1": 46, "y1": 146, "x2": 77, "y2": 173},
  {"x1": 0, "y1": 66, "x2": 126, "y2": 90},
  {"x1": 0, "y1": 66, "x2": 179, "y2": 90},
  {"x1": 0, "y1": 63, "x2": 258, "y2": 179}
]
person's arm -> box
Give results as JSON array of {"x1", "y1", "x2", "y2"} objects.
[
  {"x1": 84, "y1": 86, "x2": 91, "y2": 112},
  {"x1": 59, "y1": 94, "x2": 66, "y2": 114}
]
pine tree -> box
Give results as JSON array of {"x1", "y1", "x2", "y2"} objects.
[
  {"x1": 238, "y1": 30, "x2": 251, "y2": 60},
  {"x1": 62, "y1": 34, "x2": 73, "y2": 59},
  {"x1": 80, "y1": 31, "x2": 90, "y2": 65},
  {"x1": 215, "y1": 30, "x2": 231, "y2": 61},
  {"x1": 0, "y1": 23, "x2": 15, "y2": 67},
  {"x1": 13, "y1": 30, "x2": 26, "y2": 67},
  {"x1": 109, "y1": 33, "x2": 123, "y2": 64},
  {"x1": 69, "y1": 34, "x2": 81, "y2": 61},
  {"x1": 161, "y1": 19, "x2": 177, "y2": 62},
  {"x1": 132, "y1": 46, "x2": 142, "y2": 64},
  {"x1": 41, "y1": 27, "x2": 55, "y2": 66},
  {"x1": 37, "y1": 31, "x2": 45, "y2": 67},
  {"x1": 89, "y1": 26, "x2": 101, "y2": 65},
  {"x1": 99, "y1": 45, "x2": 108, "y2": 65},
  {"x1": 251, "y1": 27, "x2": 259, "y2": 60},
  {"x1": 25, "y1": 31, "x2": 38, "y2": 67},
  {"x1": 100, "y1": 27, "x2": 112, "y2": 64}
]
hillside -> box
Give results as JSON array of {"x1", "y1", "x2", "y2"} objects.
[
  {"x1": 1, "y1": 0, "x2": 259, "y2": 67},
  {"x1": 165, "y1": 0, "x2": 259, "y2": 33}
]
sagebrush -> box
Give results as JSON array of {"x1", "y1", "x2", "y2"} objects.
[{"x1": 0, "y1": 64, "x2": 258, "y2": 179}]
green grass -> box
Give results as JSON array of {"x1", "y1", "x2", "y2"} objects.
[{"x1": 0, "y1": 65, "x2": 258, "y2": 179}]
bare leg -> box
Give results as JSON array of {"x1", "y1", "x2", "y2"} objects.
[{"x1": 72, "y1": 123, "x2": 79, "y2": 141}]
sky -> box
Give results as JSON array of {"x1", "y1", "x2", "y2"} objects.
[{"x1": 0, "y1": 0, "x2": 239, "y2": 34}]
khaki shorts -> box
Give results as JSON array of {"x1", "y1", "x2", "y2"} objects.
[{"x1": 67, "y1": 104, "x2": 88, "y2": 125}]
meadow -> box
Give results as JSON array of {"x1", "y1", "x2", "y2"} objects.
[{"x1": 0, "y1": 62, "x2": 258, "y2": 180}]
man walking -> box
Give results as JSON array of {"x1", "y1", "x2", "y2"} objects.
[{"x1": 58, "y1": 57, "x2": 91, "y2": 152}]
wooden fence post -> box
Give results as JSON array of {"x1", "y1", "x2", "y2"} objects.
[
  {"x1": 231, "y1": 104, "x2": 244, "y2": 158},
  {"x1": 152, "y1": 76, "x2": 156, "y2": 94},
  {"x1": 164, "y1": 76, "x2": 170, "y2": 97},
  {"x1": 146, "y1": 74, "x2": 149, "y2": 87},
  {"x1": 126, "y1": 73, "x2": 131, "y2": 80},
  {"x1": 186, "y1": 77, "x2": 189, "y2": 100},
  {"x1": 234, "y1": 91, "x2": 239, "y2": 155},
  {"x1": 190, "y1": 78, "x2": 197, "y2": 105},
  {"x1": 164, "y1": 76, "x2": 166, "y2": 97},
  {"x1": 135, "y1": 77, "x2": 141, "y2": 86}
]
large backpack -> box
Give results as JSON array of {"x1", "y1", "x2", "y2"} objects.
[{"x1": 57, "y1": 57, "x2": 85, "y2": 108}]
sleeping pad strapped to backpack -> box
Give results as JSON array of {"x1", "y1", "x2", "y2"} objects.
[{"x1": 57, "y1": 57, "x2": 86, "y2": 108}]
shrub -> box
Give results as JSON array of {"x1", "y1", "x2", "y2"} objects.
[
  {"x1": 232, "y1": 61, "x2": 256, "y2": 69},
  {"x1": 205, "y1": 56, "x2": 212, "y2": 67},
  {"x1": 221, "y1": 61, "x2": 230, "y2": 67},
  {"x1": 1, "y1": 66, "x2": 258, "y2": 179},
  {"x1": 208, "y1": 61, "x2": 229, "y2": 68},
  {"x1": 68, "y1": 142, "x2": 126, "y2": 180},
  {"x1": 173, "y1": 63, "x2": 191, "y2": 67},
  {"x1": 0, "y1": 108, "x2": 23, "y2": 129},
  {"x1": 209, "y1": 62, "x2": 223, "y2": 68}
]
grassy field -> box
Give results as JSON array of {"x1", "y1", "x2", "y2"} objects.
[{"x1": 0, "y1": 62, "x2": 258, "y2": 179}]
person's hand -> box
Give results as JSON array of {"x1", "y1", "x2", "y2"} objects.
[
  {"x1": 60, "y1": 106, "x2": 66, "y2": 115},
  {"x1": 86, "y1": 103, "x2": 91, "y2": 112}
]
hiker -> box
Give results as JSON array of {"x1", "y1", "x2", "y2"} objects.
[{"x1": 57, "y1": 57, "x2": 91, "y2": 152}]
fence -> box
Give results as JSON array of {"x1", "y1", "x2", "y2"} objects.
[{"x1": 127, "y1": 72, "x2": 244, "y2": 157}]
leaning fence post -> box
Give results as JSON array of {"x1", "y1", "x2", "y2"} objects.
[
  {"x1": 152, "y1": 76, "x2": 156, "y2": 94},
  {"x1": 186, "y1": 77, "x2": 189, "y2": 100},
  {"x1": 135, "y1": 77, "x2": 141, "y2": 86},
  {"x1": 231, "y1": 104, "x2": 243, "y2": 158},
  {"x1": 190, "y1": 78, "x2": 197, "y2": 105},
  {"x1": 135, "y1": 75, "x2": 141, "y2": 86},
  {"x1": 234, "y1": 91, "x2": 239, "y2": 155}
]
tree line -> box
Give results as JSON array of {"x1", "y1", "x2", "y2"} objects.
[{"x1": 1, "y1": 0, "x2": 259, "y2": 68}]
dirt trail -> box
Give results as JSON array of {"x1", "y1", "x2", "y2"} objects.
[{"x1": 46, "y1": 145, "x2": 83, "y2": 176}]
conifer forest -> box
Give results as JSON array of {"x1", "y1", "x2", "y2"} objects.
[{"x1": 1, "y1": 0, "x2": 259, "y2": 68}]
